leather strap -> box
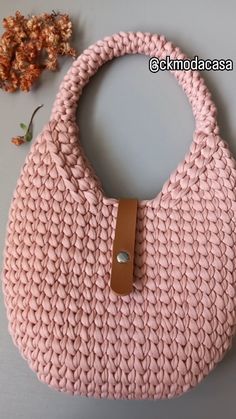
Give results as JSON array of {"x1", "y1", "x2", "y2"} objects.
[{"x1": 110, "y1": 199, "x2": 138, "y2": 296}]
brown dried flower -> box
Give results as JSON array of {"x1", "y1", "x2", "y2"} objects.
[
  {"x1": 0, "y1": 10, "x2": 77, "y2": 92},
  {"x1": 11, "y1": 136, "x2": 25, "y2": 146}
]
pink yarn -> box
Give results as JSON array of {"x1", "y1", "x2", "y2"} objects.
[{"x1": 2, "y1": 32, "x2": 236, "y2": 399}]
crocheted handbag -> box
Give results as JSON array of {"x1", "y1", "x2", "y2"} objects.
[{"x1": 2, "y1": 31, "x2": 236, "y2": 400}]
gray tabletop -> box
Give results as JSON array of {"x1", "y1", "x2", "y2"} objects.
[{"x1": 1, "y1": 1, "x2": 236, "y2": 418}]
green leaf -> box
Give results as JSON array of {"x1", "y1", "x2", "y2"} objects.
[
  {"x1": 20, "y1": 123, "x2": 28, "y2": 131},
  {"x1": 24, "y1": 131, "x2": 33, "y2": 142}
]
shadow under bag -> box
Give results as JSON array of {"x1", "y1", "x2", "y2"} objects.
[{"x1": 2, "y1": 31, "x2": 236, "y2": 399}]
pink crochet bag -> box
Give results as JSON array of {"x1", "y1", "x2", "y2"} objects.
[{"x1": 2, "y1": 31, "x2": 236, "y2": 399}]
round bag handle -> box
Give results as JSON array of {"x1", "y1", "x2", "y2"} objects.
[{"x1": 50, "y1": 31, "x2": 219, "y2": 135}]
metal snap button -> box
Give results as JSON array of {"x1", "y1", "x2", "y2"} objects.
[{"x1": 116, "y1": 251, "x2": 130, "y2": 263}]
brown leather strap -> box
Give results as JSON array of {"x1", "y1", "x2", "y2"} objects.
[{"x1": 110, "y1": 199, "x2": 138, "y2": 296}]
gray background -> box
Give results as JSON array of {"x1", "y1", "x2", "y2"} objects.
[{"x1": 0, "y1": 1, "x2": 236, "y2": 418}]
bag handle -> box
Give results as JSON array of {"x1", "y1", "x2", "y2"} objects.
[{"x1": 50, "y1": 31, "x2": 219, "y2": 135}]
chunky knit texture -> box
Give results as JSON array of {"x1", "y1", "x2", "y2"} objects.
[{"x1": 2, "y1": 32, "x2": 236, "y2": 399}]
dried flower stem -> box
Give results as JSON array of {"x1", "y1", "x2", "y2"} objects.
[
  {"x1": 11, "y1": 104, "x2": 44, "y2": 146},
  {"x1": 25, "y1": 104, "x2": 43, "y2": 139}
]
